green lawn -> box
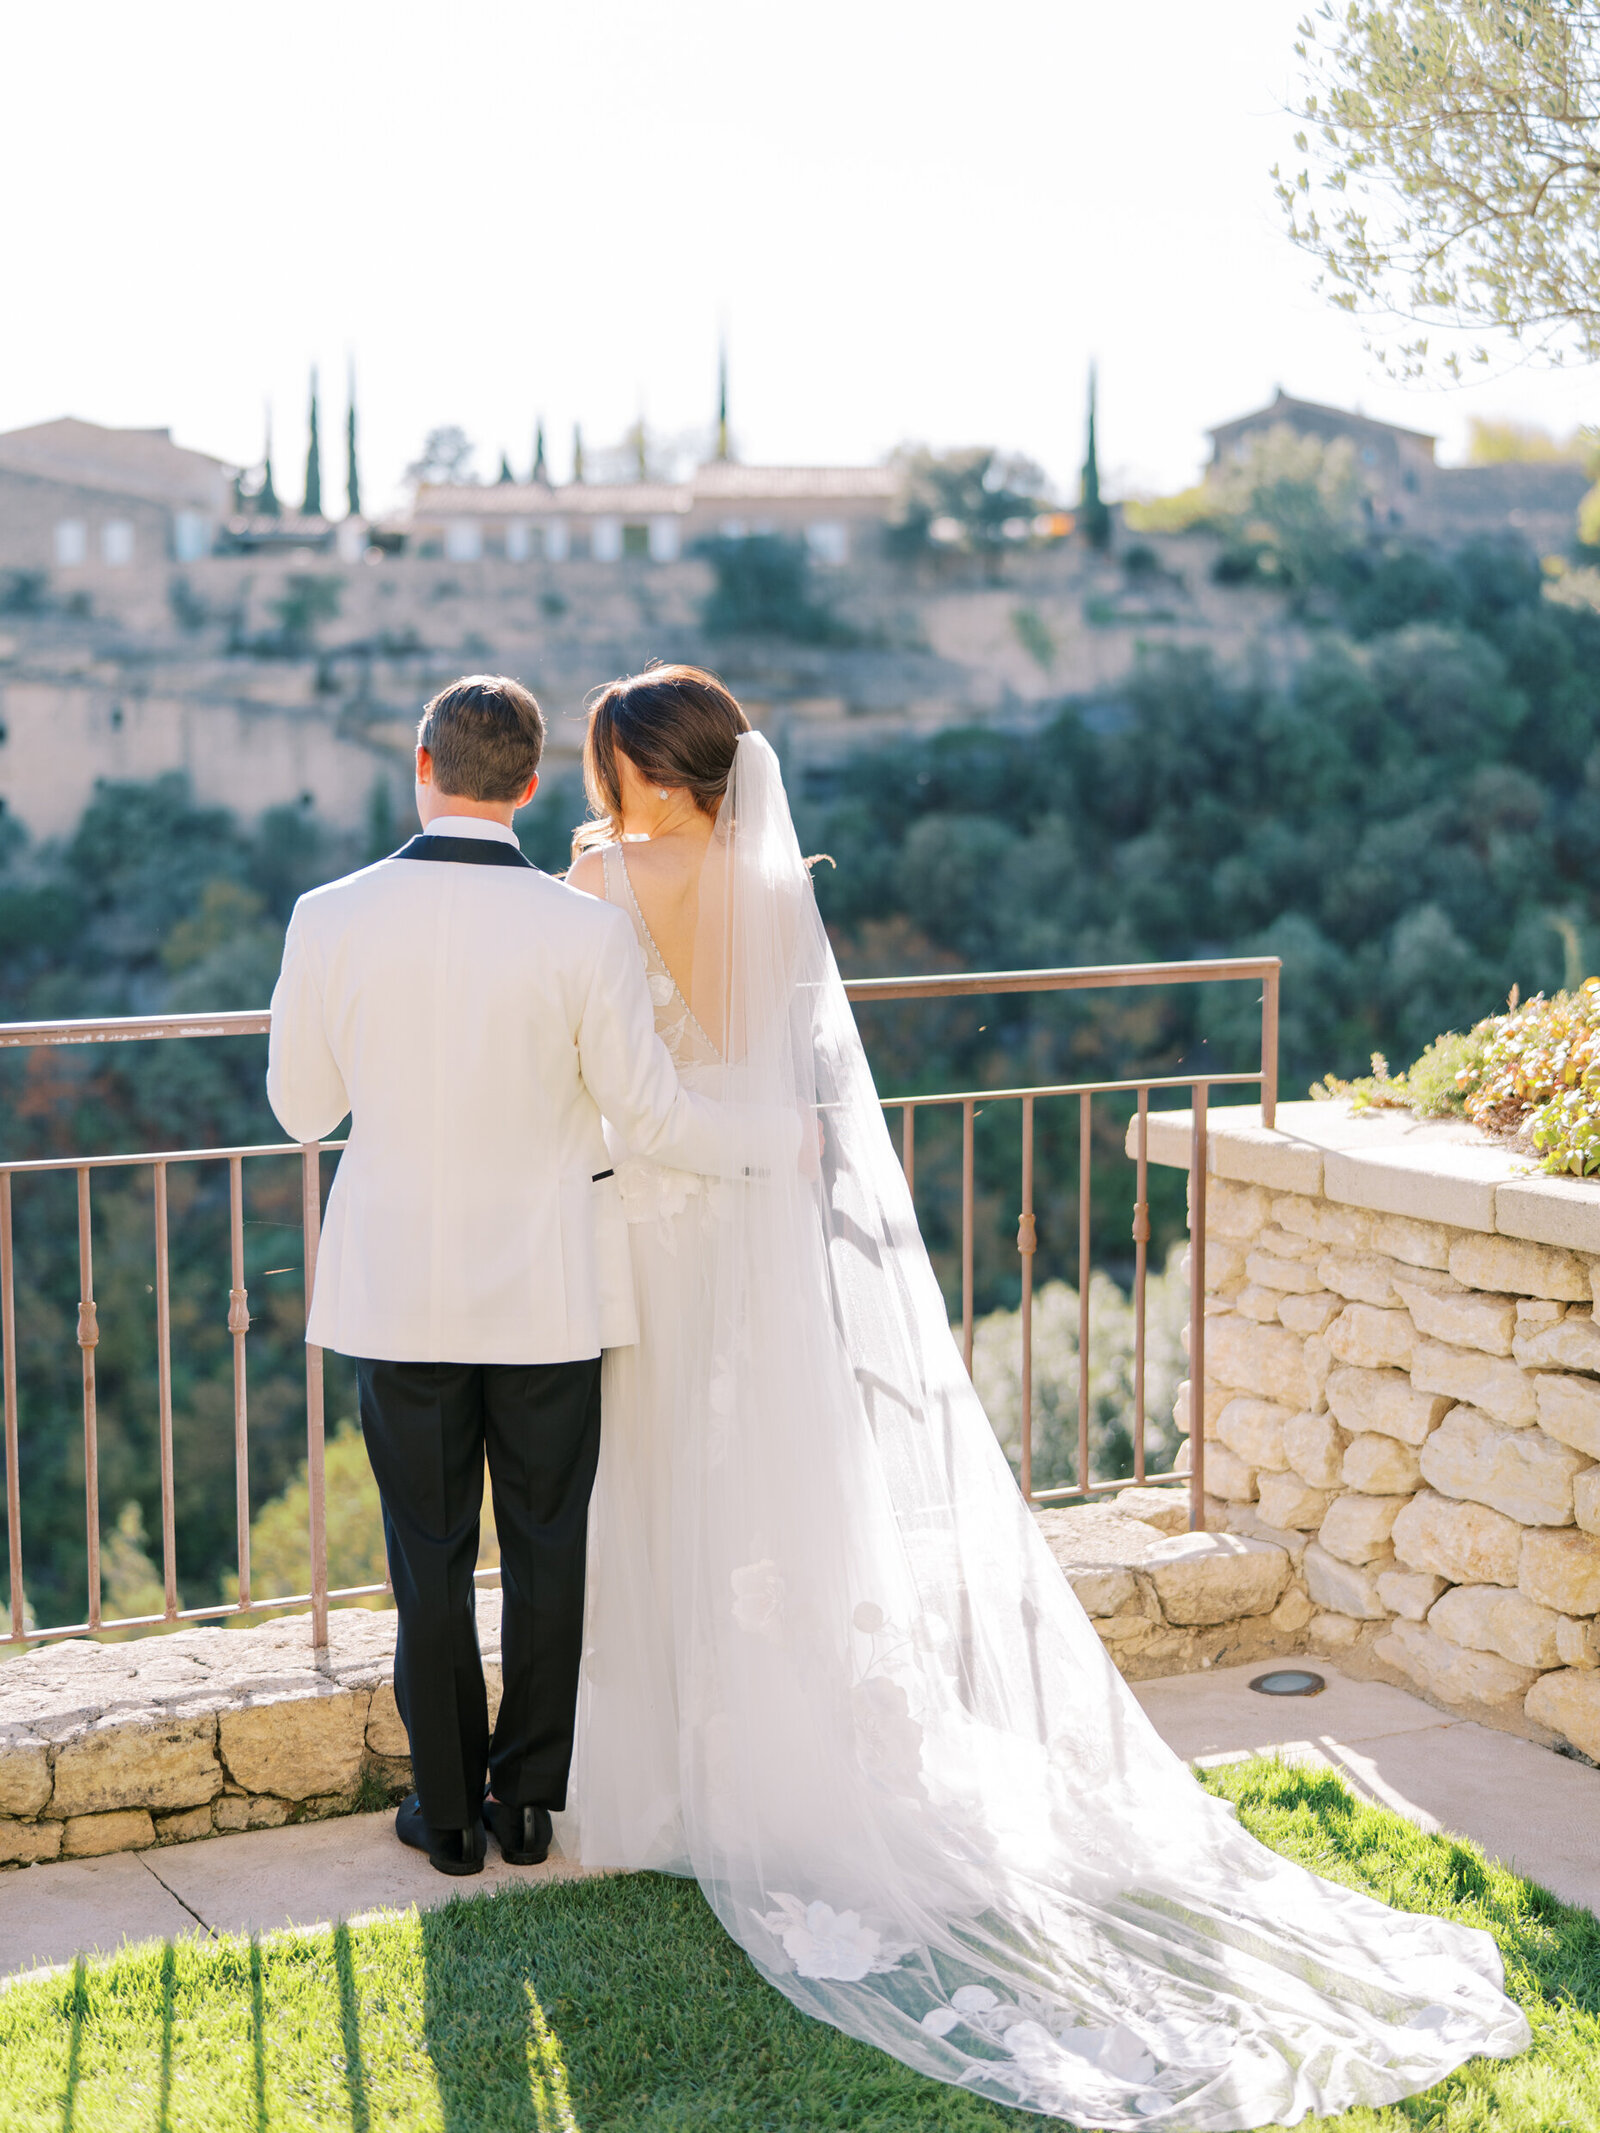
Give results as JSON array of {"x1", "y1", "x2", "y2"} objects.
[{"x1": 2, "y1": 1758, "x2": 1598, "y2": 2131}]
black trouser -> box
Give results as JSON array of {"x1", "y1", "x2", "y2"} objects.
[{"x1": 354, "y1": 1355, "x2": 602, "y2": 1832}]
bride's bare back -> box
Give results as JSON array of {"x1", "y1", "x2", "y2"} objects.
[{"x1": 567, "y1": 746, "x2": 721, "y2": 1013}]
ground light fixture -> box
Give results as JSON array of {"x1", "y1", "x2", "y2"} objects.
[{"x1": 1248, "y1": 1670, "x2": 1327, "y2": 1697}]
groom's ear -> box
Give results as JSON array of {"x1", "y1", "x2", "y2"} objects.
[
  {"x1": 415, "y1": 745, "x2": 434, "y2": 787},
  {"x1": 515, "y1": 770, "x2": 540, "y2": 809}
]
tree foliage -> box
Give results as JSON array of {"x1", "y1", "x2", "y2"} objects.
[
  {"x1": 697, "y1": 535, "x2": 852, "y2": 642},
  {"x1": 405, "y1": 426, "x2": 477, "y2": 487},
  {"x1": 1278, "y1": 3, "x2": 1600, "y2": 374},
  {"x1": 8, "y1": 524, "x2": 1600, "y2": 1622},
  {"x1": 887, "y1": 447, "x2": 1046, "y2": 567}
]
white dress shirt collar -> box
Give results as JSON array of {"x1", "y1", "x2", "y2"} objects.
[{"x1": 421, "y1": 815, "x2": 520, "y2": 848}]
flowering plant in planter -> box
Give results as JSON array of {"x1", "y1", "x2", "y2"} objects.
[{"x1": 1314, "y1": 980, "x2": 1600, "y2": 1177}]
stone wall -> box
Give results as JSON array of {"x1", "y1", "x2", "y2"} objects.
[
  {"x1": 1142, "y1": 1101, "x2": 1600, "y2": 1765},
  {"x1": 0, "y1": 1605, "x2": 468, "y2": 1868},
  {"x1": 1035, "y1": 1494, "x2": 1312, "y2": 1676}
]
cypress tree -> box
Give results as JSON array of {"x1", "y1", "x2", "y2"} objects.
[
  {"x1": 303, "y1": 368, "x2": 323, "y2": 518},
  {"x1": 345, "y1": 368, "x2": 361, "y2": 518},
  {"x1": 715, "y1": 342, "x2": 730, "y2": 461},
  {"x1": 1080, "y1": 364, "x2": 1111, "y2": 551},
  {"x1": 572, "y1": 424, "x2": 585, "y2": 483},
  {"x1": 259, "y1": 409, "x2": 280, "y2": 516},
  {"x1": 498, "y1": 451, "x2": 515, "y2": 484},
  {"x1": 532, "y1": 420, "x2": 548, "y2": 485}
]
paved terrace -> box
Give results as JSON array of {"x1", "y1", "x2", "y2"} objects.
[{"x1": 3, "y1": 1658, "x2": 1595, "y2": 1986}]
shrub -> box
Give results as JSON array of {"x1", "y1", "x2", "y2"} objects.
[
  {"x1": 1315, "y1": 982, "x2": 1600, "y2": 1175},
  {"x1": 697, "y1": 534, "x2": 850, "y2": 642}
]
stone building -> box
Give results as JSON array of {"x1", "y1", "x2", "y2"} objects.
[
  {"x1": 406, "y1": 461, "x2": 899, "y2": 566},
  {"x1": 1207, "y1": 388, "x2": 1590, "y2": 551},
  {"x1": 0, "y1": 419, "x2": 229, "y2": 574}
]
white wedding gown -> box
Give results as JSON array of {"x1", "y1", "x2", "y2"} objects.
[{"x1": 555, "y1": 736, "x2": 1528, "y2": 2128}]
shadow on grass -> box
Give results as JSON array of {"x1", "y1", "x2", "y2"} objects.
[
  {"x1": 249, "y1": 1935, "x2": 269, "y2": 2133},
  {"x1": 331, "y1": 1923, "x2": 371, "y2": 2133},
  {"x1": 420, "y1": 1900, "x2": 575, "y2": 2132},
  {"x1": 418, "y1": 1872, "x2": 1029, "y2": 2133},
  {"x1": 57, "y1": 1955, "x2": 86, "y2": 2133}
]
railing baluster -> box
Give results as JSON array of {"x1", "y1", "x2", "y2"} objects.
[
  {"x1": 153, "y1": 1162, "x2": 178, "y2": 1619},
  {"x1": 1018, "y1": 1095, "x2": 1036, "y2": 1503},
  {"x1": 1078, "y1": 1092, "x2": 1092, "y2": 1499},
  {"x1": 1261, "y1": 968, "x2": 1279, "y2": 1130},
  {"x1": 77, "y1": 1167, "x2": 101, "y2": 1630},
  {"x1": 1132, "y1": 1088, "x2": 1150, "y2": 1486},
  {"x1": 901, "y1": 1103, "x2": 915, "y2": 1193},
  {"x1": 961, "y1": 1099, "x2": 975, "y2": 1374},
  {"x1": 1188, "y1": 1083, "x2": 1209, "y2": 1532},
  {"x1": 302, "y1": 1145, "x2": 329, "y2": 1650},
  {"x1": 228, "y1": 1154, "x2": 252, "y2": 1613},
  {"x1": 1, "y1": 1173, "x2": 23, "y2": 1642}
]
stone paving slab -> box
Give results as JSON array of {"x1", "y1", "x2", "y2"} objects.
[
  {"x1": 1135, "y1": 1660, "x2": 1600, "y2": 1913},
  {"x1": 150, "y1": 1807, "x2": 597, "y2": 1942},
  {"x1": 0, "y1": 1809, "x2": 598, "y2": 1984},
  {"x1": 0, "y1": 1850, "x2": 199, "y2": 1978}
]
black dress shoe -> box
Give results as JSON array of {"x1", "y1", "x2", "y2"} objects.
[
  {"x1": 396, "y1": 1792, "x2": 485, "y2": 1876},
  {"x1": 484, "y1": 1795, "x2": 552, "y2": 1865}
]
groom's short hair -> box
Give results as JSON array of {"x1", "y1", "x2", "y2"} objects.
[{"x1": 418, "y1": 675, "x2": 546, "y2": 799}]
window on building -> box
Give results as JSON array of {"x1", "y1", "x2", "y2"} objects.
[
  {"x1": 622, "y1": 523, "x2": 650, "y2": 559},
  {"x1": 55, "y1": 521, "x2": 87, "y2": 566},
  {"x1": 102, "y1": 521, "x2": 135, "y2": 566},
  {"x1": 444, "y1": 521, "x2": 482, "y2": 562},
  {"x1": 173, "y1": 511, "x2": 210, "y2": 562},
  {"x1": 504, "y1": 522, "x2": 531, "y2": 562},
  {"x1": 591, "y1": 518, "x2": 623, "y2": 562},
  {"x1": 648, "y1": 516, "x2": 681, "y2": 562},
  {"x1": 545, "y1": 520, "x2": 570, "y2": 562},
  {"x1": 718, "y1": 518, "x2": 747, "y2": 540},
  {"x1": 805, "y1": 521, "x2": 848, "y2": 566}
]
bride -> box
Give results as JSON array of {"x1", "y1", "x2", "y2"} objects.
[{"x1": 561, "y1": 662, "x2": 1528, "y2": 2127}]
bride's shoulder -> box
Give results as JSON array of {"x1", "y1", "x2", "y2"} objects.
[{"x1": 565, "y1": 848, "x2": 611, "y2": 899}]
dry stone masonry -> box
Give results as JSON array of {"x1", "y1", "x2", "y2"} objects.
[
  {"x1": 1137, "y1": 1100, "x2": 1600, "y2": 1766},
  {"x1": 0, "y1": 1602, "x2": 499, "y2": 1869}
]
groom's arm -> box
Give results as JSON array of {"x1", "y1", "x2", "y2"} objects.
[
  {"x1": 266, "y1": 902, "x2": 350, "y2": 1144},
  {"x1": 575, "y1": 909, "x2": 793, "y2": 1177}
]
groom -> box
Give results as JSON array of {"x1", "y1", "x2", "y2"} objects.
[{"x1": 267, "y1": 674, "x2": 761, "y2": 1873}]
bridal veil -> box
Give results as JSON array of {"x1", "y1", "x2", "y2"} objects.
[{"x1": 569, "y1": 730, "x2": 1529, "y2": 2128}]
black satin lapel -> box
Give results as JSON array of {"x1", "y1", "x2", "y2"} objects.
[{"x1": 389, "y1": 836, "x2": 536, "y2": 870}]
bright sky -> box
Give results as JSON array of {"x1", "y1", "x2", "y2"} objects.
[{"x1": 5, "y1": 0, "x2": 1600, "y2": 514}]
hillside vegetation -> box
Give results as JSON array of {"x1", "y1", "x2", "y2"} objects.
[{"x1": 4, "y1": 516, "x2": 1600, "y2": 1624}]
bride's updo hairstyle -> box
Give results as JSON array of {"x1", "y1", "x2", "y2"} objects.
[{"x1": 573, "y1": 661, "x2": 751, "y2": 857}]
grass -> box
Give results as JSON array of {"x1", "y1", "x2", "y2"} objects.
[{"x1": 0, "y1": 1757, "x2": 1597, "y2": 2131}]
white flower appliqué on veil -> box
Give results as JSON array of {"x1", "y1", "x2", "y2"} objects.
[
  {"x1": 730, "y1": 1558, "x2": 785, "y2": 1636},
  {"x1": 758, "y1": 1894, "x2": 913, "y2": 1982},
  {"x1": 851, "y1": 1676, "x2": 926, "y2": 1798}
]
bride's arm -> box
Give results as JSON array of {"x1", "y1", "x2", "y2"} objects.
[{"x1": 576, "y1": 907, "x2": 797, "y2": 1178}]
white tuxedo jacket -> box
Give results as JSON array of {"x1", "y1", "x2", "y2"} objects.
[{"x1": 267, "y1": 818, "x2": 747, "y2": 1365}]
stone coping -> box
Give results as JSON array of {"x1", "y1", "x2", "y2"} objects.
[{"x1": 1131, "y1": 1099, "x2": 1600, "y2": 1253}]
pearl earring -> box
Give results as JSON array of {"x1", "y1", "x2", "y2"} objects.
[{"x1": 658, "y1": 788, "x2": 670, "y2": 800}]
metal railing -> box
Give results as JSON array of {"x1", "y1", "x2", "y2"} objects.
[{"x1": 0, "y1": 956, "x2": 1279, "y2": 1651}]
